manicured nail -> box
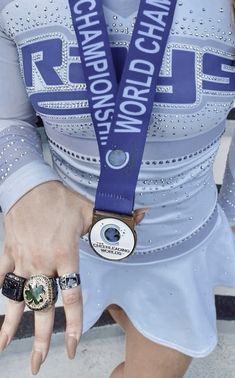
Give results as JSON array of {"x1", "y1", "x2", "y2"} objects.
[
  {"x1": 66, "y1": 335, "x2": 78, "y2": 360},
  {"x1": 31, "y1": 350, "x2": 43, "y2": 375},
  {"x1": 139, "y1": 207, "x2": 150, "y2": 214},
  {"x1": 134, "y1": 208, "x2": 150, "y2": 224},
  {"x1": 0, "y1": 331, "x2": 9, "y2": 352}
]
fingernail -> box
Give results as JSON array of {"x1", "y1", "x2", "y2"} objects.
[
  {"x1": 0, "y1": 331, "x2": 9, "y2": 352},
  {"x1": 139, "y1": 207, "x2": 150, "y2": 214},
  {"x1": 66, "y1": 335, "x2": 78, "y2": 360},
  {"x1": 31, "y1": 350, "x2": 43, "y2": 375}
]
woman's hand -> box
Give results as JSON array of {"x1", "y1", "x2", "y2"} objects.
[
  {"x1": 0, "y1": 180, "x2": 147, "y2": 375},
  {"x1": 0, "y1": 181, "x2": 93, "y2": 375}
]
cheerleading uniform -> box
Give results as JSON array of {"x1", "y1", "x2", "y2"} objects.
[{"x1": 0, "y1": 0, "x2": 235, "y2": 357}]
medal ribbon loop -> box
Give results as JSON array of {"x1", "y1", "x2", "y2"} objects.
[{"x1": 69, "y1": 0, "x2": 177, "y2": 215}]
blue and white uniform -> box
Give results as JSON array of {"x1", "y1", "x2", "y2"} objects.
[{"x1": 0, "y1": 0, "x2": 235, "y2": 357}]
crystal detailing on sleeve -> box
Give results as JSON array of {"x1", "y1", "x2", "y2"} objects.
[
  {"x1": 218, "y1": 133, "x2": 235, "y2": 225},
  {"x1": 0, "y1": 160, "x2": 62, "y2": 214},
  {"x1": 0, "y1": 28, "x2": 61, "y2": 213},
  {"x1": 0, "y1": 124, "x2": 43, "y2": 184}
]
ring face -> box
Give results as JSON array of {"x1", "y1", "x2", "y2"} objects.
[
  {"x1": 59, "y1": 273, "x2": 80, "y2": 290},
  {"x1": 2, "y1": 273, "x2": 26, "y2": 302},
  {"x1": 89, "y1": 217, "x2": 136, "y2": 261},
  {"x1": 23, "y1": 275, "x2": 58, "y2": 311}
]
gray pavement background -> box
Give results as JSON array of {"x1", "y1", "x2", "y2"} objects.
[{"x1": 0, "y1": 321, "x2": 235, "y2": 378}]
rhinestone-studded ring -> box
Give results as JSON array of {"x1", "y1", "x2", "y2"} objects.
[
  {"x1": 58, "y1": 273, "x2": 81, "y2": 290},
  {"x1": 2, "y1": 273, "x2": 27, "y2": 302},
  {"x1": 23, "y1": 275, "x2": 58, "y2": 311}
]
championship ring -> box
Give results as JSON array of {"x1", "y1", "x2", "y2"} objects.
[
  {"x1": 89, "y1": 210, "x2": 137, "y2": 261},
  {"x1": 59, "y1": 273, "x2": 81, "y2": 290},
  {"x1": 23, "y1": 275, "x2": 58, "y2": 311},
  {"x1": 2, "y1": 273, "x2": 26, "y2": 302}
]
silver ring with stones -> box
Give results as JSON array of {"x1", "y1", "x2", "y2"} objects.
[{"x1": 58, "y1": 273, "x2": 81, "y2": 290}]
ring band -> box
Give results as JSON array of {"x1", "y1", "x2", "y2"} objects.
[
  {"x1": 59, "y1": 273, "x2": 80, "y2": 290},
  {"x1": 23, "y1": 275, "x2": 58, "y2": 311},
  {"x1": 2, "y1": 272, "x2": 26, "y2": 302}
]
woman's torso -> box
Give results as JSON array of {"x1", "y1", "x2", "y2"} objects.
[{"x1": 1, "y1": 0, "x2": 235, "y2": 260}]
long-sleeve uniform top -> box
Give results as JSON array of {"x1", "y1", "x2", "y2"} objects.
[
  {"x1": 0, "y1": 0, "x2": 235, "y2": 256},
  {"x1": 2, "y1": 0, "x2": 235, "y2": 358}
]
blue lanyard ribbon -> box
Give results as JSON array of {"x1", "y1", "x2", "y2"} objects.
[{"x1": 69, "y1": 0, "x2": 177, "y2": 215}]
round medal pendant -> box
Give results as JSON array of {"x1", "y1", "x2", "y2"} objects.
[{"x1": 89, "y1": 214, "x2": 137, "y2": 261}]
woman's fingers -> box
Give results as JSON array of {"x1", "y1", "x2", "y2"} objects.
[
  {"x1": 0, "y1": 262, "x2": 56, "y2": 375},
  {"x1": 61, "y1": 286, "x2": 83, "y2": 359},
  {"x1": 0, "y1": 298, "x2": 25, "y2": 351},
  {"x1": 0, "y1": 254, "x2": 15, "y2": 288},
  {"x1": 57, "y1": 259, "x2": 82, "y2": 360},
  {"x1": 0, "y1": 255, "x2": 19, "y2": 351},
  {"x1": 133, "y1": 208, "x2": 149, "y2": 225},
  {"x1": 0, "y1": 247, "x2": 83, "y2": 372},
  {"x1": 31, "y1": 307, "x2": 55, "y2": 375},
  {"x1": 56, "y1": 245, "x2": 82, "y2": 359}
]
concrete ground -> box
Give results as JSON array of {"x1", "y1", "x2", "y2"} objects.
[{"x1": 0, "y1": 321, "x2": 235, "y2": 378}]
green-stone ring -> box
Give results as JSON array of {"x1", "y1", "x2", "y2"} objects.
[{"x1": 23, "y1": 275, "x2": 58, "y2": 311}]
